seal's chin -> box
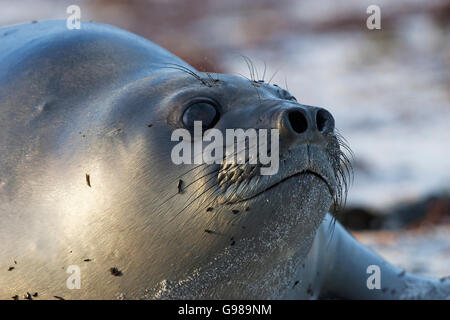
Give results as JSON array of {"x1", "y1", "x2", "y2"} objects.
[{"x1": 233, "y1": 169, "x2": 333, "y2": 203}]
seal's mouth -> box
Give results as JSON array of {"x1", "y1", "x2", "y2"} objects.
[
  {"x1": 234, "y1": 169, "x2": 333, "y2": 203},
  {"x1": 216, "y1": 157, "x2": 336, "y2": 205},
  {"x1": 212, "y1": 143, "x2": 347, "y2": 208}
]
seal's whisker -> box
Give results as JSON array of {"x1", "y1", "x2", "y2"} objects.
[
  {"x1": 340, "y1": 148, "x2": 354, "y2": 172},
  {"x1": 338, "y1": 167, "x2": 347, "y2": 203},
  {"x1": 160, "y1": 143, "x2": 255, "y2": 209},
  {"x1": 339, "y1": 148, "x2": 352, "y2": 166},
  {"x1": 159, "y1": 143, "x2": 250, "y2": 209},
  {"x1": 339, "y1": 139, "x2": 353, "y2": 156},
  {"x1": 159, "y1": 160, "x2": 210, "y2": 197},
  {"x1": 262, "y1": 60, "x2": 267, "y2": 82},
  {"x1": 326, "y1": 216, "x2": 338, "y2": 247},
  {"x1": 339, "y1": 152, "x2": 354, "y2": 186},
  {"x1": 180, "y1": 143, "x2": 259, "y2": 206},
  {"x1": 172, "y1": 162, "x2": 208, "y2": 182},
  {"x1": 183, "y1": 168, "x2": 222, "y2": 193},
  {"x1": 339, "y1": 153, "x2": 353, "y2": 191},
  {"x1": 201, "y1": 185, "x2": 231, "y2": 214},
  {"x1": 340, "y1": 171, "x2": 348, "y2": 208},
  {"x1": 332, "y1": 167, "x2": 345, "y2": 213},
  {"x1": 235, "y1": 72, "x2": 252, "y2": 82},
  {"x1": 160, "y1": 63, "x2": 211, "y2": 87},
  {"x1": 253, "y1": 58, "x2": 260, "y2": 81},
  {"x1": 328, "y1": 129, "x2": 354, "y2": 215},
  {"x1": 338, "y1": 139, "x2": 354, "y2": 160},
  {"x1": 240, "y1": 55, "x2": 255, "y2": 81},
  {"x1": 181, "y1": 172, "x2": 220, "y2": 206},
  {"x1": 189, "y1": 143, "x2": 253, "y2": 179},
  {"x1": 267, "y1": 67, "x2": 280, "y2": 85},
  {"x1": 170, "y1": 182, "x2": 222, "y2": 224},
  {"x1": 254, "y1": 83, "x2": 262, "y2": 106},
  {"x1": 167, "y1": 137, "x2": 244, "y2": 184},
  {"x1": 333, "y1": 174, "x2": 343, "y2": 210},
  {"x1": 233, "y1": 71, "x2": 263, "y2": 105},
  {"x1": 160, "y1": 63, "x2": 198, "y2": 78},
  {"x1": 335, "y1": 130, "x2": 354, "y2": 158},
  {"x1": 338, "y1": 160, "x2": 348, "y2": 187},
  {"x1": 155, "y1": 166, "x2": 218, "y2": 210},
  {"x1": 335, "y1": 129, "x2": 351, "y2": 146},
  {"x1": 205, "y1": 72, "x2": 219, "y2": 87},
  {"x1": 336, "y1": 166, "x2": 349, "y2": 211}
]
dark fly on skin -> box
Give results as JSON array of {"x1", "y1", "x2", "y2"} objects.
[
  {"x1": 177, "y1": 179, "x2": 184, "y2": 194},
  {"x1": 86, "y1": 173, "x2": 91, "y2": 187},
  {"x1": 110, "y1": 267, "x2": 123, "y2": 276}
]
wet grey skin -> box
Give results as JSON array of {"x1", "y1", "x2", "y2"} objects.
[{"x1": 0, "y1": 21, "x2": 448, "y2": 300}]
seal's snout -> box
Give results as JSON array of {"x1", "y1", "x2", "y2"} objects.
[{"x1": 279, "y1": 106, "x2": 335, "y2": 145}]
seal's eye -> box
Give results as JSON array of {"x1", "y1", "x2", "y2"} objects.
[{"x1": 182, "y1": 102, "x2": 220, "y2": 130}]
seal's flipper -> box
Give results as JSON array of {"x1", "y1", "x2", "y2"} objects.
[{"x1": 319, "y1": 214, "x2": 450, "y2": 299}]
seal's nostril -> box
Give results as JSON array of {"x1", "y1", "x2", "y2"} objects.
[
  {"x1": 288, "y1": 110, "x2": 308, "y2": 134},
  {"x1": 316, "y1": 110, "x2": 327, "y2": 132},
  {"x1": 316, "y1": 109, "x2": 334, "y2": 133}
]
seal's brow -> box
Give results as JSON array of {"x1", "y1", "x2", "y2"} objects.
[{"x1": 160, "y1": 63, "x2": 217, "y2": 88}]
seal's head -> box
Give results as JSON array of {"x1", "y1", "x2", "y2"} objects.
[
  {"x1": 0, "y1": 21, "x2": 351, "y2": 298},
  {"x1": 86, "y1": 66, "x2": 351, "y2": 297}
]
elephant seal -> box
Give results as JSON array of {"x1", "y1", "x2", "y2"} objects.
[{"x1": 0, "y1": 20, "x2": 448, "y2": 300}]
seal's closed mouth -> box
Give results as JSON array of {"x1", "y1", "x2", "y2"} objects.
[{"x1": 234, "y1": 169, "x2": 334, "y2": 203}]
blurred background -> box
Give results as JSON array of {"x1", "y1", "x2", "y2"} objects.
[{"x1": 1, "y1": 0, "x2": 449, "y2": 278}]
